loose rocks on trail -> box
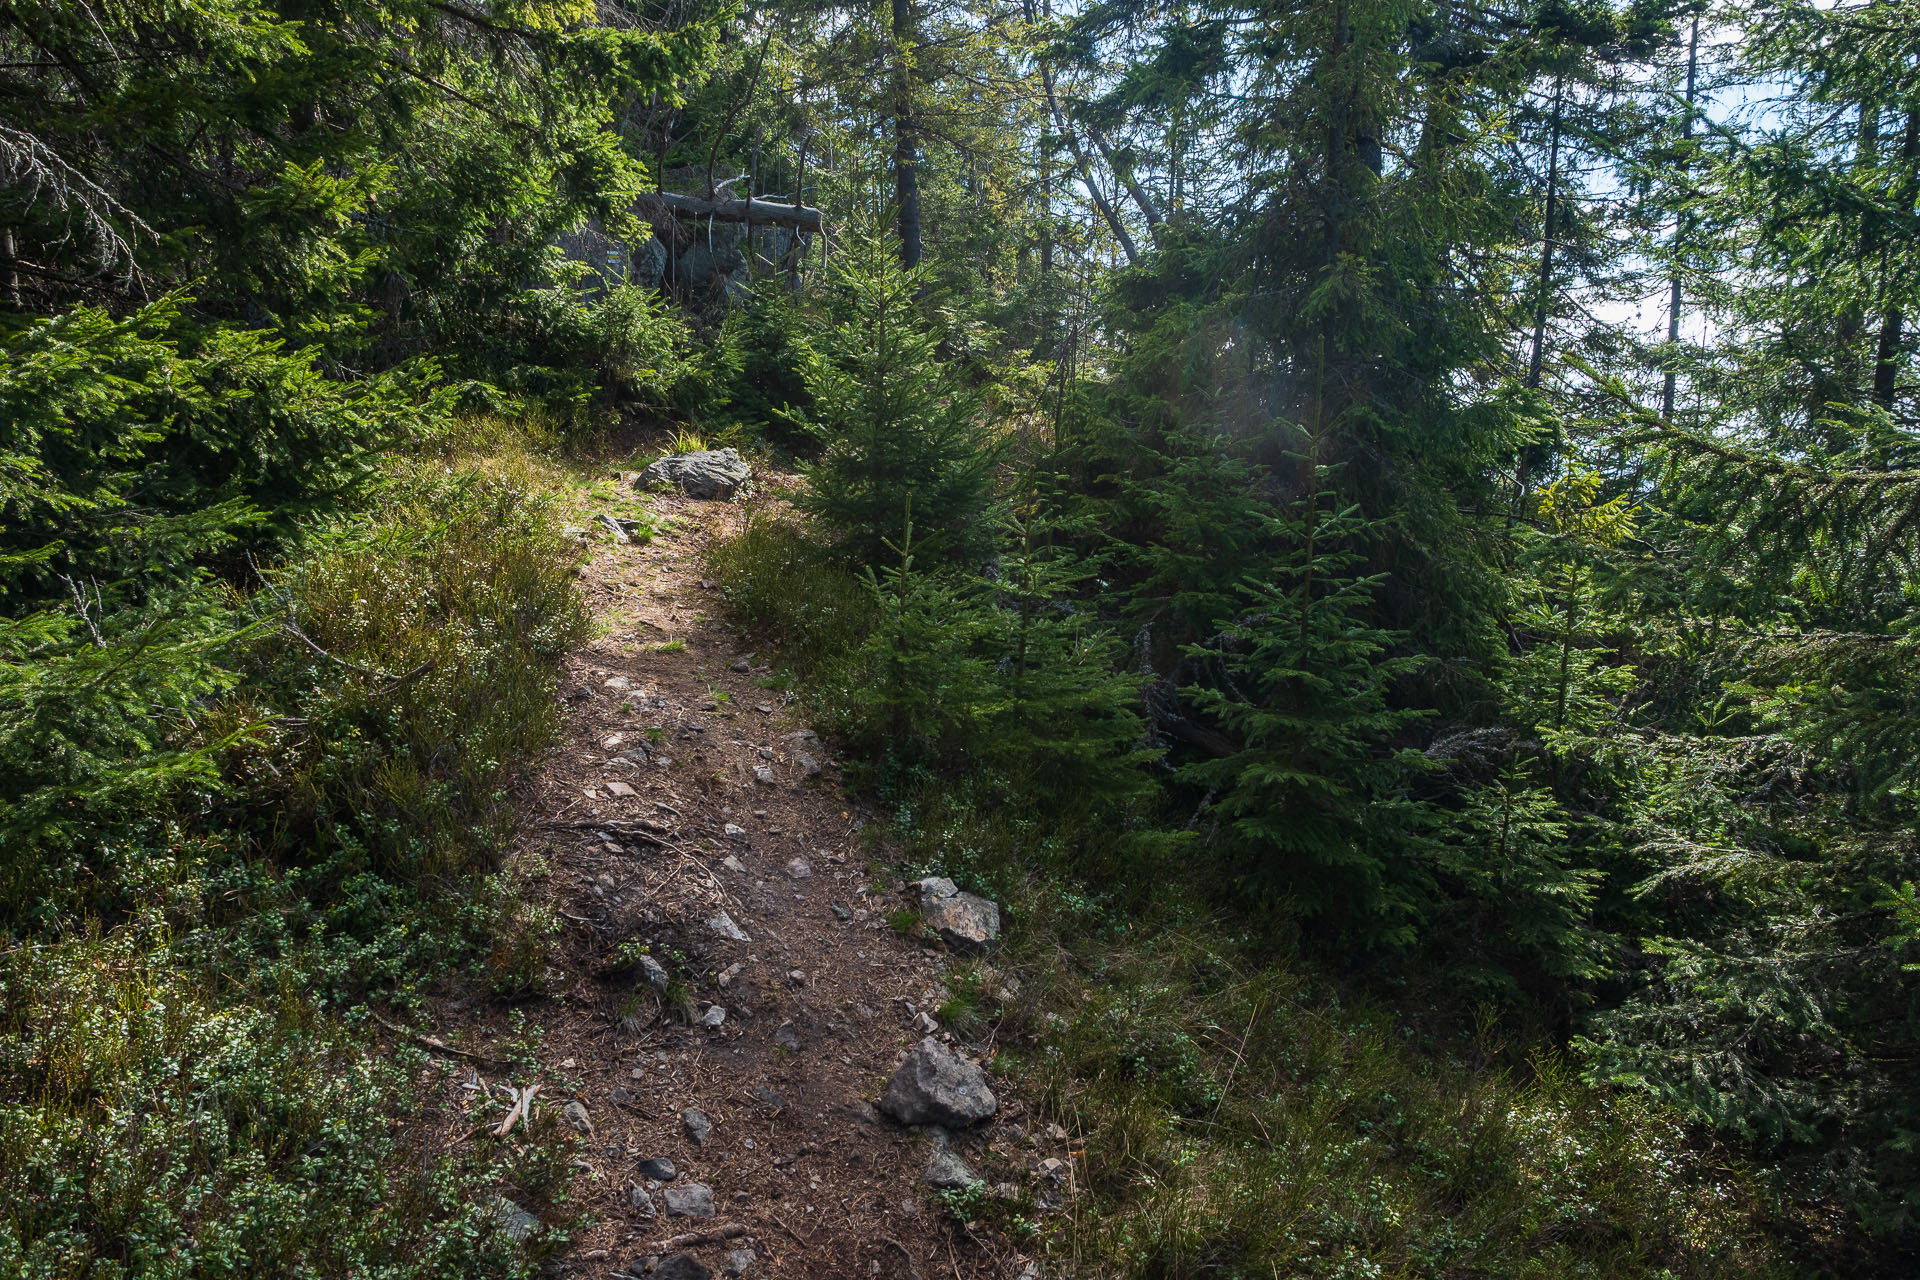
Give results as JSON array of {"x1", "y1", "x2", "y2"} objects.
[
  {"x1": 912, "y1": 875, "x2": 1002, "y2": 953},
  {"x1": 663, "y1": 1183, "x2": 716, "y2": 1218},
  {"x1": 640, "y1": 448, "x2": 752, "y2": 500},
  {"x1": 418, "y1": 471, "x2": 1032, "y2": 1279},
  {"x1": 879, "y1": 1037, "x2": 999, "y2": 1128}
]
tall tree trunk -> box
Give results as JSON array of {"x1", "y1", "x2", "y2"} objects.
[
  {"x1": 1040, "y1": 141, "x2": 1054, "y2": 273},
  {"x1": 1872, "y1": 109, "x2": 1920, "y2": 410},
  {"x1": 1039, "y1": 0, "x2": 1055, "y2": 275},
  {"x1": 787, "y1": 131, "x2": 809, "y2": 288},
  {"x1": 1527, "y1": 71, "x2": 1565, "y2": 390},
  {"x1": 1023, "y1": 0, "x2": 1138, "y2": 264},
  {"x1": 1087, "y1": 120, "x2": 1163, "y2": 237},
  {"x1": 1661, "y1": 17, "x2": 1700, "y2": 420},
  {"x1": 890, "y1": 0, "x2": 922, "y2": 269}
]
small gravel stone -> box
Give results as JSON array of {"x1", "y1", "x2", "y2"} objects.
[
  {"x1": 926, "y1": 1146, "x2": 981, "y2": 1189},
  {"x1": 681, "y1": 1107, "x2": 712, "y2": 1145},
  {"x1": 722, "y1": 1247, "x2": 757, "y2": 1275},
  {"x1": 636, "y1": 1156, "x2": 677, "y2": 1181},
  {"x1": 629, "y1": 1183, "x2": 656, "y2": 1217},
  {"x1": 752, "y1": 764, "x2": 776, "y2": 785},
  {"x1": 562, "y1": 1099, "x2": 593, "y2": 1136},
  {"x1": 662, "y1": 1183, "x2": 716, "y2": 1218},
  {"x1": 773, "y1": 1021, "x2": 801, "y2": 1051},
  {"x1": 785, "y1": 857, "x2": 812, "y2": 879},
  {"x1": 699, "y1": 1004, "x2": 727, "y2": 1028},
  {"x1": 490, "y1": 1196, "x2": 539, "y2": 1242},
  {"x1": 637, "y1": 953, "x2": 671, "y2": 995},
  {"x1": 652, "y1": 1251, "x2": 712, "y2": 1280},
  {"x1": 707, "y1": 911, "x2": 751, "y2": 942}
]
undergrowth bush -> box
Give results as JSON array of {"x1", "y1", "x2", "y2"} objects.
[
  {"x1": 0, "y1": 926, "x2": 569, "y2": 1278},
  {"x1": 710, "y1": 500, "x2": 1794, "y2": 1280},
  {"x1": 252, "y1": 463, "x2": 591, "y2": 885},
  {"x1": 1013, "y1": 930, "x2": 1784, "y2": 1278},
  {"x1": 0, "y1": 421, "x2": 588, "y2": 1274}
]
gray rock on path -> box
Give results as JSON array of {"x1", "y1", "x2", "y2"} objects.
[
  {"x1": 489, "y1": 1196, "x2": 540, "y2": 1242},
  {"x1": 653, "y1": 1252, "x2": 713, "y2": 1280},
  {"x1": 640, "y1": 448, "x2": 752, "y2": 500},
  {"x1": 707, "y1": 911, "x2": 751, "y2": 942},
  {"x1": 662, "y1": 1182, "x2": 716, "y2": 1218},
  {"x1": 925, "y1": 1143, "x2": 982, "y2": 1189},
  {"x1": 629, "y1": 1183, "x2": 656, "y2": 1218},
  {"x1": 723, "y1": 1247, "x2": 756, "y2": 1276},
  {"x1": 773, "y1": 1021, "x2": 801, "y2": 1051},
  {"x1": 636, "y1": 1156, "x2": 677, "y2": 1181},
  {"x1": 681, "y1": 1107, "x2": 713, "y2": 1145},
  {"x1": 878, "y1": 1036, "x2": 998, "y2": 1128},
  {"x1": 563, "y1": 1099, "x2": 594, "y2": 1137},
  {"x1": 912, "y1": 876, "x2": 1002, "y2": 953},
  {"x1": 596, "y1": 513, "x2": 647, "y2": 544},
  {"x1": 699, "y1": 1004, "x2": 727, "y2": 1028},
  {"x1": 637, "y1": 953, "x2": 671, "y2": 995}
]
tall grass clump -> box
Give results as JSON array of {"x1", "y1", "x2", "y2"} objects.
[{"x1": 1003, "y1": 927, "x2": 1786, "y2": 1279}]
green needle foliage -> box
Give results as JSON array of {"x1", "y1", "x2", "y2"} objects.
[
  {"x1": 1183, "y1": 459, "x2": 1438, "y2": 947},
  {"x1": 799, "y1": 231, "x2": 998, "y2": 568}
]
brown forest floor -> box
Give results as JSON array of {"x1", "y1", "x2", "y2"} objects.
[{"x1": 417, "y1": 472, "x2": 1049, "y2": 1280}]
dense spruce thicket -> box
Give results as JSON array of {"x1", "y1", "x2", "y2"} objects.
[{"x1": 6, "y1": 0, "x2": 1920, "y2": 1273}]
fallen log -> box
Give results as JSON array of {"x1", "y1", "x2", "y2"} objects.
[{"x1": 652, "y1": 192, "x2": 823, "y2": 233}]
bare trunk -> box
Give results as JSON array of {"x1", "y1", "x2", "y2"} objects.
[
  {"x1": 1023, "y1": 0, "x2": 1137, "y2": 264},
  {"x1": 1087, "y1": 120, "x2": 1163, "y2": 235},
  {"x1": 1661, "y1": 17, "x2": 1699, "y2": 419},
  {"x1": 1527, "y1": 71, "x2": 1564, "y2": 390},
  {"x1": 646, "y1": 193, "x2": 824, "y2": 231},
  {"x1": 1872, "y1": 109, "x2": 1919, "y2": 409},
  {"x1": 891, "y1": 0, "x2": 922, "y2": 268},
  {"x1": 786, "y1": 133, "x2": 809, "y2": 288}
]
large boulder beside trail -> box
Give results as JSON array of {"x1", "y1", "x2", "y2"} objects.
[
  {"x1": 911, "y1": 875, "x2": 1001, "y2": 953},
  {"x1": 640, "y1": 448, "x2": 752, "y2": 500},
  {"x1": 878, "y1": 1037, "x2": 997, "y2": 1128}
]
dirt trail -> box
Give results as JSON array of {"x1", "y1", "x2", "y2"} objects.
[{"x1": 425, "y1": 475, "x2": 1038, "y2": 1280}]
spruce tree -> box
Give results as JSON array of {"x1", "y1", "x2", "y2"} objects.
[
  {"x1": 799, "y1": 232, "x2": 997, "y2": 566},
  {"x1": 1184, "y1": 453, "x2": 1437, "y2": 947},
  {"x1": 982, "y1": 496, "x2": 1152, "y2": 809}
]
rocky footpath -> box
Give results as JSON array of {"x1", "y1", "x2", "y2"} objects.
[{"x1": 407, "y1": 461, "x2": 1074, "y2": 1280}]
